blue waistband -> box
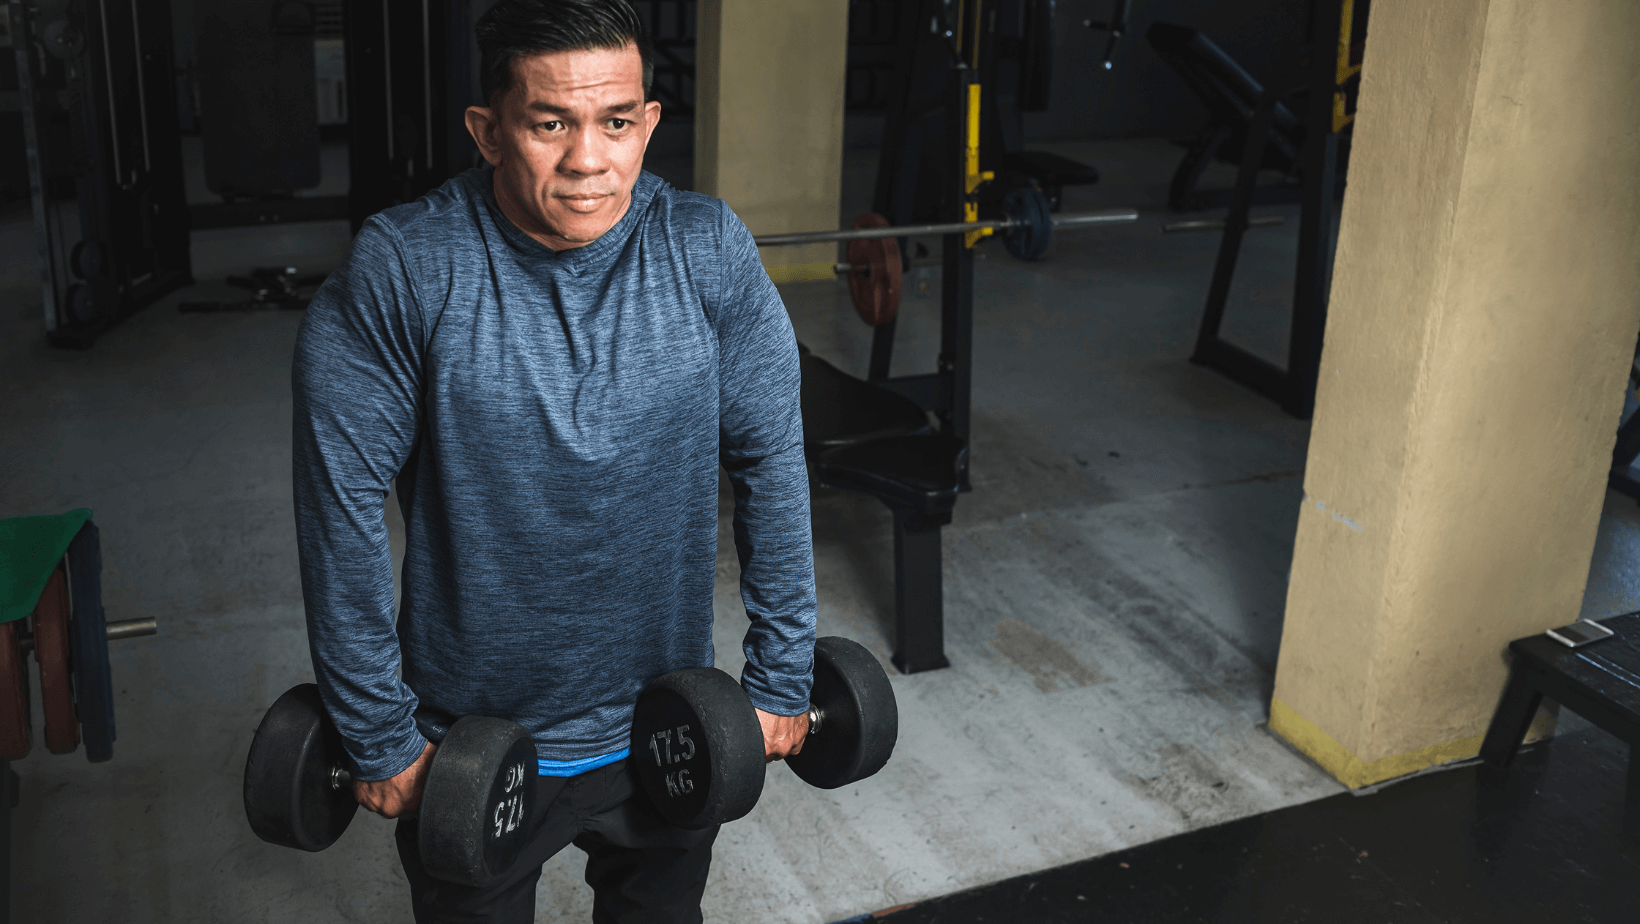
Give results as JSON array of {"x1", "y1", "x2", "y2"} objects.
[{"x1": 537, "y1": 748, "x2": 629, "y2": 778}]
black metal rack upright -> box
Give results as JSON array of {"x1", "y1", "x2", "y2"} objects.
[
  {"x1": 1188, "y1": 0, "x2": 1361, "y2": 419},
  {"x1": 12, "y1": 0, "x2": 192, "y2": 348},
  {"x1": 344, "y1": 0, "x2": 478, "y2": 232}
]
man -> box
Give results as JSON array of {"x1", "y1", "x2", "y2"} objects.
[{"x1": 290, "y1": 1, "x2": 816, "y2": 920}]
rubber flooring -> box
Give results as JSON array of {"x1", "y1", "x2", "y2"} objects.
[{"x1": 854, "y1": 717, "x2": 1638, "y2": 923}]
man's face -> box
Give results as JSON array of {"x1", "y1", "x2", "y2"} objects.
[{"x1": 465, "y1": 43, "x2": 661, "y2": 250}]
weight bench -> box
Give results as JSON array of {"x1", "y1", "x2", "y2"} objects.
[
  {"x1": 798, "y1": 347, "x2": 965, "y2": 673},
  {"x1": 1480, "y1": 612, "x2": 1640, "y2": 829},
  {"x1": 1001, "y1": 152, "x2": 1100, "y2": 213},
  {"x1": 1146, "y1": 22, "x2": 1306, "y2": 211}
]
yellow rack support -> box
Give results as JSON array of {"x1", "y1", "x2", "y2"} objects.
[
  {"x1": 1332, "y1": 0, "x2": 1363, "y2": 133},
  {"x1": 964, "y1": 83, "x2": 995, "y2": 248}
]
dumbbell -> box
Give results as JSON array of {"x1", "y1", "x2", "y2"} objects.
[
  {"x1": 630, "y1": 636, "x2": 898, "y2": 829},
  {"x1": 243, "y1": 684, "x2": 536, "y2": 886}
]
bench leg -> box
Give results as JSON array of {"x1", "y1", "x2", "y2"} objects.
[
  {"x1": 890, "y1": 510, "x2": 950, "y2": 674},
  {"x1": 1479, "y1": 668, "x2": 1544, "y2": 771}
]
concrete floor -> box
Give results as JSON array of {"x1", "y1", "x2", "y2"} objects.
[{"x1": 5, "y1": 138, "x2": 1640, "y2": 922}]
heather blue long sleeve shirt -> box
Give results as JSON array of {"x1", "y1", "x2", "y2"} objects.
[{"x1": 291, "y1": 167, "x2": 817, "y2": 782}]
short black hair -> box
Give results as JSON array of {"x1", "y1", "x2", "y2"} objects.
[{"x1": 476, "y1": 0, "x2": 654, "y2": 106}]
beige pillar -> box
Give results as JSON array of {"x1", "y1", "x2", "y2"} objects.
[
  {"x1": 1270, "y1": 0, "x2": 1640, "y2": 789},
  {"x1": 694, "y1": 0, "x2": 848, "y2": 282}
]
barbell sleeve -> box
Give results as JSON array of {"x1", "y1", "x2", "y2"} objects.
[
  {"x1": 106, "y1": 617, "x2": 157, "y2": 641},
  {"x1": 754, "y1": 207, "x2": 1140, "y2": 247},
  {"x1": 20, "y1": 616, "x2": 156, "y2": 652}
]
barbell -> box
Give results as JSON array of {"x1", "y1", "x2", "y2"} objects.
[
  {"x1": 752, "y1": 206, "x2": 1140, "y2": 247},
  {"x1": 752, "y1": 185, "x2": 1139, "y2": 326}
]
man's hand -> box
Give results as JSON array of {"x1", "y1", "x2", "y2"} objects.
[
  {"x1": 757, "y1": 708, "x2": 810, "y2": 763},
  {"x1": 354, "y1": 741, "x2": 435, "y2": 817}
]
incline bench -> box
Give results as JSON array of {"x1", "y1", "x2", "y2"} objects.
[
  {"x1": 1481, "y1": 612, "x2": 1640, "y2": 828},
  {"x1": 1146, "y1": 22, "x2": 1306, "y2": 211}
]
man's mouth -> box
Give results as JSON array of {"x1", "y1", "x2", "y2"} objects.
[{"x1": 556, "y1": 193, "x2": 612, "y2": 214}]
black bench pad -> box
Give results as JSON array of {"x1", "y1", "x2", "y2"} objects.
[
  {"x1": 815, "y1": 434, "x2": 967, "y2": 517},
  {"x1": 800, "y1": 351, "x2": 932, "y2": 451}
]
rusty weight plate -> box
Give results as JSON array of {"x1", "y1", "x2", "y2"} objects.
[
  {"x1": 0, "y1": 620, "x2": 29, "y2": 760},
  {"x1": 35, "y1": 565, "x2": 80, "y2": 755},
  {"x1": 846, "y1": 213, "x2": 902, "y2": 327}
]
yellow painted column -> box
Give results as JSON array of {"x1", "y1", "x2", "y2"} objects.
[
  {"x1": 694, "y1": 0, "x2": 848, "y2": 282},
  {"x1": 1270, "y1": 0, "x2": 1640, "y2": 789}
]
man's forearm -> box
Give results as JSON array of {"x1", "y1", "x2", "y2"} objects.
[{"x1": 725, "y1": 439, "x2": 818, "y2": 715}]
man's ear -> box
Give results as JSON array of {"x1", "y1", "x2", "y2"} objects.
[
  {"x1": 465, "y1": 105, "x2": 502, "y2": 167},
  {"x1": 640, "y1": 99, "x2": 663, "y2": 146}
]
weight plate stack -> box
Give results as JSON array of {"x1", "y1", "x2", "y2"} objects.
[
  {"x1": 787, "y1": 637, "x2": 899, "y2": 790},
  {"x1": 1002, "y1": 186, "x2": 1054, "y2": 262},
  {"x1": 243, "y1": 683, "x2": 359, "y2": 852},
  {"x1": 419, "y1": 715, "x2": 538, "y2": 887},
  {"x1": 846, "y1": 213, "x2": 902, "y2": 327},
  {"x1": 34, "y1": 567, "x2": 79, "y2": 755},
  {"x1": 66, "y1": 522, "x2": 115, "y2": 763},
  {"x1": 630, "y1": 667, "x2": 765, "y2": 830},
  {"x1": 0, "y1": 621, "x2": 30, "y2": 760}
]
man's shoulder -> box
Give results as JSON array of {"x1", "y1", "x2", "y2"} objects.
[
  {"x1": 639, "y1": 174, "x2": 728, "y2": 238},
  {"x1": 369, "y1": 170, "x2": 489, "y2": 244}
]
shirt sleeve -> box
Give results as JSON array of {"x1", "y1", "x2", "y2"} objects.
[
  {"x1": 290, "y1": 217, "x2": 428, "y2": 781},
  {"x1": 713, "y1": 201, "x2": 819, "y2": 717}
]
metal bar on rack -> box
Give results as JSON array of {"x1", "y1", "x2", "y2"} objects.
[{"x1": 753, "y1": 207, "x2": 1139, "y2": 247}]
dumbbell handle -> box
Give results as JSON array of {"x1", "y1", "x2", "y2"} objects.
[
  {"x1": 330, "y1": 765, "x2": 354, "y2": 791},
  {"x1": 20, "y1": 616, "x2": 155, "y2": 652},
  {"x1": 752, "y1": 207, "x2": 1139, "y2": 247},
  {"x1": 325, "y1": 707, "x2": 457, "y2": 790}
]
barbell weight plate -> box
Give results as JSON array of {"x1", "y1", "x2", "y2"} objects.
[
  {"x1": 243, "y1": 683, "x2": 359, "y2": 852},
  {"x1": 786, "y1": 637, "x2": 899, "y2": 790},
  {"x1": 40, "y1": 18, "x2": 87, "y2": 60},
  {"x1": 34, "y1": 566, "x2": 80, "y2": 755},
  {"x1": 0, "y1": 621, "x2": 31, "y2": 760},
  {"x1": 418, "y1": 715, "x2": 538, "y2": 887},
  {"x1": 846, "y1": 213, "x2": 902, "y2": 327},
  {"x1": 70, "y1": 239, "x2": 104, "y2": 279},
  {"x1": 630, "y1": 667, "x2": 765, "y2": 830},
  {"x1": 1002, "y1": 186, "x2": 1054, "y2": 262},
  {"x1": 66, "y1": 522, "x2": 115, "y2": 763}
]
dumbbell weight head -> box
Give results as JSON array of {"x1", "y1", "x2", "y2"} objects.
[
  {"x1": 787, "y1": 637, "x2": 898, "y2": 790},
  {"x1": 1002, "y1": 186, "x2": 1054, "y2": 262},
  {"x1": 417, "y1": 715, "x2": 538, "y2": 887},
  {"x1": 630, "y1": 668, "x2": 765, "y2": 830},
  {"x1": 243, "y1": 684, "x2": 538, "y2": 888},
  {"x1": 243, "y1": 683, "x2": 359, "y2": 852}
]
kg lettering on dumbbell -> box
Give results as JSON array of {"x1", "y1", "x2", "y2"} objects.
[
  {"x1": 242, "y1": 684, "x2": 537, "y2": 886},
  {"x1": 629, "y1": 637, "x2": 899, "y2": 829}
]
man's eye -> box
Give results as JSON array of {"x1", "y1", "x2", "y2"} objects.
[
  {"x1": 609, "y1": 119, "x2": 629, "y2": 129},
  {"x1": 537, "y1": 121, "x2": 562, "y2": 131}
]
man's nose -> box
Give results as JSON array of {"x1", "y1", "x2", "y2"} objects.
[{"x1": 558, "y1": 124, "x2": 611, "y2": 176}]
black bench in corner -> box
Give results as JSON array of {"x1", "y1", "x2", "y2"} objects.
[
  {"x1": 1480, "y1": 612, "x2": 1640, "y2": 831},
  {"x1": 798, "y1": 346, "x2": 965, "y2": 673}
]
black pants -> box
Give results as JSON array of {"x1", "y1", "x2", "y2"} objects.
[{"x1": 396, "y1": 761, "x2": 719, "y2": 924}]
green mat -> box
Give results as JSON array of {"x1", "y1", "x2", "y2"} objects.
[{"x1": 0, "y1": 509, "x2": 93, "y2": 624}]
